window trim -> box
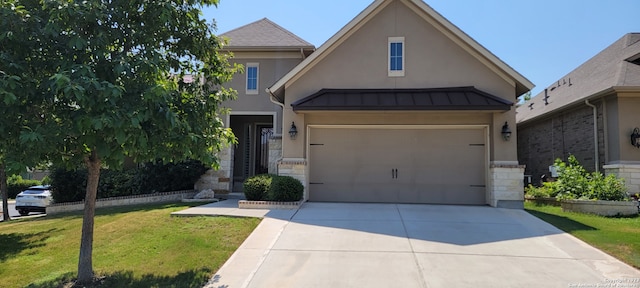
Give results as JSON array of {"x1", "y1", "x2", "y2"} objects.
[
  {"x1": 388, "y1": 37, "x2": 405, "y2": 77},
  {"x1": 246, "y1": 63, "x2": 259, "y2": 94}
]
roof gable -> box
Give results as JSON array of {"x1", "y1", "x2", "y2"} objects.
[
  {"x1": 517, "y1": 33, "x2": 640, "y2": 124},
  {"x1": 267, "y1": 0, "x2": 533, "y2": 98},
  {"x1": 220, "y1": 18, "x2": 314, "y2": 50}
]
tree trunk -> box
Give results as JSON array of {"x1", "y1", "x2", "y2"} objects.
[
  {"x1": 0, "y1": 163, "x2": 10, "y2": 222},
  {"x1": 76, "y1": 150, "x2": 101, "y2": 284}
]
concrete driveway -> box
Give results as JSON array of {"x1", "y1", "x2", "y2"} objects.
[{"x1": 194, "y1": 202, "x2": 640, "y2": 288}]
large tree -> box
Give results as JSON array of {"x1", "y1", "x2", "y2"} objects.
[
  {"x1": 0, "y1": 2, "x2": 53, "y2": 222},
  {"x1": 1, "y1": 0, "x2": 237, "y2": 284}
]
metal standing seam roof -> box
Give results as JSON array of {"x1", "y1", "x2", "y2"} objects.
[
  {"x1": 219, "y1": 18, "x2": 315, "y2": 50},
  {"x1": 291, "y1": 87, "x2": 514, "y2": 112}
]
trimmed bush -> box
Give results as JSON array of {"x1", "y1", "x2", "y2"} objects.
[
  {"x1": 7, "y1": 175, "x2": 42, "y2": 199},
  {"x1": 98, "y1": 168, "x2": 138, "y2": 198},
  {"x1": 243, "y1": 174, "x2": 273, "y2": 201},
  {"x1": 268, "y1": 175, "x2": 303, "y2": 202},
  {"x1": 137, "y1": 159, "x2": 208, "y2": 194},
  {"x1": 50, "y1": 168, "x2": 87, "y2": 203},
  {"x1": 49, "y1": 159, "x2": 208, "y2": 203}
]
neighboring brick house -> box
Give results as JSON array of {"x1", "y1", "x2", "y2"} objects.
[
  {"x1": 517, "y1": 33, "x2": 640, "y2": 194},
  {"x1": 200, "y1": 0, "x2": 534, "y2": 208}
]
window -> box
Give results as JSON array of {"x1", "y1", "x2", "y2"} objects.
[
  {"x1": 246, "y1": 63, "x2": 259, "y2": 94},
  {"x1": 388, "y1": 37, "x2": 405, "y2": 77}
]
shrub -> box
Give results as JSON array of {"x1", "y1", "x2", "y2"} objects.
[
  {"x1": 525, "y1": 184, "x2": 549, "y2": 198},
  {"x1": 98, "y1": 168, "x2": 138, "y2": 198},
  {"x1": 49, "y1": 159, "x2": 208, "y2": 203},
  {"x1": 588, "y1": 173, "x2": 627, "y2": 201},
  {"x1": 243, "y1": 174, "x2": 273, "y2": 201},
  {"x1": 50, "y1": 168, "x2": 87, "y2": 203},
  {"x1": 7, "y1": 175, "x2": 41, "y2": 199},
  {"x1": 554, "y1": 155, "x2": 590, "y2": 200},
  {"x1": 268, "y1": 175, "x2": 303, "y2": 202},
  {"x1": 137, "y1": 159, "x2": 208, "y2": 193},
  {"x1": 553, "y1": 155, "x2": 627, "y2": 201}
]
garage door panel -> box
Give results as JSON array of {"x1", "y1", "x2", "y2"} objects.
[
  {"x1": 311, "y1": 184, "x2": 399, "y2": 203},
  {"x1": 309, "y1": 128, "x2": 486, "y2": 204}
]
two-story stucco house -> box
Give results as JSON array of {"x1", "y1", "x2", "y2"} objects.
[{"x1": 199, "y1": 0, "x2": 534, "y2": 208}]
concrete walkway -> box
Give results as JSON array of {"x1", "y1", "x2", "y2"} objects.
[{"x1": 174, "y1": 200, "x2": 640, "y2": 288}]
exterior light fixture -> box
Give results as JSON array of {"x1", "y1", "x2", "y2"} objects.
[
  {"x1": 501, "y1": 122, "x2": 512, "y2": 141},
  {"x1": 289, "y1": 122, "x2": 298, "y2": 140},
  {"x1": 631, "y1": 127, "x2": 640, "y2": 148}
]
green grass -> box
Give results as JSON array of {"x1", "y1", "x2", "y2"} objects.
[
  {"x1": 525, "y1": 201, "x2": 640, "y2": 269},
  {"x1": 0, "y1": 202, "x2": 261, "y2": 288}
]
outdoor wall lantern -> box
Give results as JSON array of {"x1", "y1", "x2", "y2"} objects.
[
  {"x1": 631, "y1": 127, "x2": 640, "y2": 148},
  {"x1": 289, "y1": 122, "x2": 298, "y2": 140},
  {"x1": 501, "y1": 122, "x2": 512, "y2": 141}
]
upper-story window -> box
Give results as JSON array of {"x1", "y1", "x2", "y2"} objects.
[
  {"x1": 388, "y1": 37, "x2": 405, "y2": 77},
  {"x1": 246, "y1": 63, "x2": 259, "y2": 94}
]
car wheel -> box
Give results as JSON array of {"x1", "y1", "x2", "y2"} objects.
[{"x1": 18, "y1": 210, "x2": 29, "y2": 216}]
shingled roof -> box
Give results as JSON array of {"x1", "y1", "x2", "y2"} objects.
[
  {"x1": 517, "y1": 33, "x2": 640, "y2": 124},
  {"x1": 219, "y1": 18, "x2": 315, "y2": 51}
]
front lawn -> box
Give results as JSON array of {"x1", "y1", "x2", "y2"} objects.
[
  {"x1": 525, "y1": 202, "x2": 640, "y2": 269},
  {"x1": 0, "y1": 202, "x2": 261, "y2": 287}
]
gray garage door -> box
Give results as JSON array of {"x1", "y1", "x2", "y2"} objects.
[{"x1": 308, "y1": 127, "x2": 486, "y2": 205}]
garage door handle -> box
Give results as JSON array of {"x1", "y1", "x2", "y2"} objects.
[{"x1": 391, "y1": 169, "x2": 398, "y2": 179}]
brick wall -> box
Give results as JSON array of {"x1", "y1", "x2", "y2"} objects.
[{"x1": 517, "y1": 103, "x2": 605, "y2": 185}]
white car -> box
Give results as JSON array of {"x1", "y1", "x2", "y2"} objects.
[{"x1": 15, "y1": 185, "x2": 53, "y2": 216}]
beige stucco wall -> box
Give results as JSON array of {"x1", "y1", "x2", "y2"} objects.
[
  {"x1": 223, "y1": 55, "x2": 303, "y2": 133},
  {"x1": 281, "y1": 0, "x2": 518, "y2": 161},
  {"x1": 616, "y1": 95, "x2": 640, "y2": 163},
  {"x1": 606, "y1": 96, "x2": 621, "y2": 162}
]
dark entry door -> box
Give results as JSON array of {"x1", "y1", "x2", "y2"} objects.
[{"x1": 255, "y1": 125, "x2": 273, "y2": 175}]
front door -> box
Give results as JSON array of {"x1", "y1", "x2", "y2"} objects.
[{"x1": 230, "y1": 115, "x2": 274, "y2": 192}]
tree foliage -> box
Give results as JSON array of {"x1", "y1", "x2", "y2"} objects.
[{"x1": 1, "y1": 0, "x2": 237, "y2": 284}]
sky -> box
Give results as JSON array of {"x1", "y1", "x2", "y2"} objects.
[{"x1": 202, "y1": 0, "x2": 640, "y2": 97}]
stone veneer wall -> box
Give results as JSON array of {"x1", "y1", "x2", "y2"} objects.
[
  {"x1": 268, "y1": 136, "x2": 282, "y2": 174},
  {"x1": 277, "y1": 158, "x2": 308, "y2": 200},
  {"x1": 488, "y1": 162, "x2": 525, "y2": 209},
  {"x1": 603, "y1": 164, "x2": 640, "y2": 195},
  {"x1": 194, "y1": 146, "x2": 233, "y2": 194}
]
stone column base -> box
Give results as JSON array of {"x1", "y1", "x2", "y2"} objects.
[
  {"x1": 268, "y1": 136, "x2": 282, "y2": 174},
  {"x1": 488, "y1": 162, "x2": 525, "y2": 209},
  {"x1": 603, "y1": 163, "x2": 640, "y2": 196},
  {"x1": 194, "y1": 146, "x2": 233, "y2": 194},
  {"x1": 277, "y1": 158, "x2": 308, "y2": 200}
]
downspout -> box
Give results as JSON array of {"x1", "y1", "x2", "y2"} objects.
[
  {"x1": 266, "y1": 87, "x2": 285, "y2": 174},
  {"x1": 585, "y1": 99, "x2": 599, "y2": 173},
  {"x1": 266, "y1": 87, "x2": 285, "y2": 109}
]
